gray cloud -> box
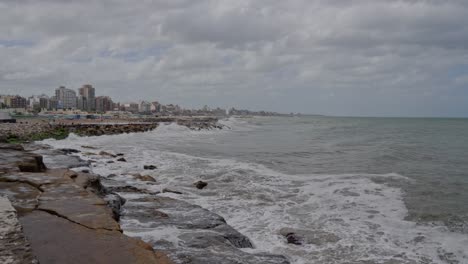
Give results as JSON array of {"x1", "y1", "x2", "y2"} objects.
[{"x1": 0, "y1": 0, "x2": 467, "y2": 116}]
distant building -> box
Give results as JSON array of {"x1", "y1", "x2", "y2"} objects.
[
  {"x1": 78, "y1": 84, "x2": 96, "y2": 112},
  {"x1": 49, "y1": 96, "x2": 58, "y2": 110},
  {"x1": 10, "y1": 96, "x2": 27, "y2": 109},
  {"x1": 139, "y1": 101, "x2": 152, "y2": 113},
  {"x1": 122, "y1": 103, "x2": 139, "y2": 113},
  {"x1": 151, "y1": 101, "x2": 161, "y2": 113},
  {"x1": 39, "y1": 97, "x2": 49, "y2": 110},
  {"x1": 95, "y1": 96, "x2": 113, "y2": 113},
  {"x1": 55, "y1": 86, "x2": 77, "y2": 109}
]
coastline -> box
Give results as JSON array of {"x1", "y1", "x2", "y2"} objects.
[{"x1": 0, "y1": 117, "x2": 290, "y2": 264}]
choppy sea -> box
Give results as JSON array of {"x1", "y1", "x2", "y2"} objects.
[{"x1": 43, "y1": 116, "x2": 468, "y2": 263}]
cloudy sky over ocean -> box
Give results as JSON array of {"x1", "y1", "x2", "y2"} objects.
[{"x1": 1, "y1": 0, "x2": 467, "y2": 116}]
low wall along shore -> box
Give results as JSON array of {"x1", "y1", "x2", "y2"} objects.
[{"x1": 0, "y1": 116, "x2": 221, "y2": 143}]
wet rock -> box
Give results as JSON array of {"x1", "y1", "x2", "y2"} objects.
[
  {"x1": 116, "y1": 153, "x2": 125, "y2": 156},
  {"x1": 194, "y1": 180, "x2": 208, "y2": 189},
  {"x1": 59, "y1": 148, "x2": 81, "y2": 154},
  {"x1": 144, "y1": 165, "x2": 157, "y2": 170},
  {"x1": 0, "y1": 196, "x2": 38, "y2": 264},
  {"x1": 104, "y1": 193, "x2": 126, "y2": 221},
  {"x1": 81, "y1": 169, "x2": 90, "y2": 173},
  {"x1": 279, "y1": 228, "x2": 340, "y2": 246},
  {"x1": 17, "y1": 154, "x2": 47, "y2": 172},
  {"x1": 107, "y1": 160, "x2": 115, "y2": 164},
  {"x1": 162, "y1": 188, "x2": 183, "y2": 194},
  {"x1": 132, "y1": 174, "x2": 156, "y2": 182},
  {"x1": 99, "y1": 151, "x2": 117, "y2": 158},
  {"x1": 81, "y1": 145, "x2": 98, "y2": 149},
  {"x1": 117, "y1": 157, "x2": 127, "y2": 162}
]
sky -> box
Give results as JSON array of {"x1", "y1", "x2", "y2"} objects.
[{"x1": 1, "y1": 0, "x2": 468, "y2": 117}]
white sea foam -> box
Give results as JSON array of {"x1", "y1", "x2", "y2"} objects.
[{"x1": 41, "y1": 121, "x2": 468, "y2": 264}]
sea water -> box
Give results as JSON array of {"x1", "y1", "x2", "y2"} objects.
[{"x1": 43, "y1": 116, "x2": 468, "y2": 263}]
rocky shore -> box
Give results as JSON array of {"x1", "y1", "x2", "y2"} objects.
[
  {"x1": 0, "y1": 143, "x2": 173, "y2": 264},
  {"x1": 0, "y1": 119, "x2": 291, "y2": 263},
  {"x1": 0, "y1": 116, "x2": 221, "y2": 143}
]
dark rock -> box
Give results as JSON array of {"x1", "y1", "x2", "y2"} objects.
[
  {"x1": 81, "y1": 145, "x2": 98, "y2": 149},
  {"x1": 143, "y1": 165, "x2": 157, "y2": 170},
  {"x1": 162, "y1": 188, "x2": 182, "y2": 194},
  {"x1": 99, "y1": 151, "x2": 117, "y2": 158},
  {"x1": 117, "y1": 158, "x2": 127, "y2": 162},
  {"x1": 81, "y1": 169, "x2": 90, "y2": 173},
  {"x1": 131, "y1": 174, "x2": 156, "y2": 182},
  {"x1": 17, "y1": 154, "x2": 47, "y2": 172},
  {"x1": 116, "y1": 153, "x2": 125, "y2": 156},
  {"x1": 279, "y1": 228, "x2": 340, "y2": 246},
  {"x1": 194, "y1": 180, "x2": 208, "y2": 189},
  {"x1": 104, "y1": 193, "x2": 126, "y2": 221},
  {"x1": 59, "y1": 148, "x2": 81, "y2": 154},
  {"x1": 107, "y1": 161, "x2": 115, "y2": 164}
]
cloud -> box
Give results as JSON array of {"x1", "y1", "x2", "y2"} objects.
[{"x1": 0, "y1": 0, "x2": 467, "y2": 116}]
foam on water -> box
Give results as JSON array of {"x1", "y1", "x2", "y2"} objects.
[{"x1": 41, "y1": 121, "x2": 468, "y2": 264}]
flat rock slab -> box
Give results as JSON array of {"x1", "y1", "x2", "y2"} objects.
[
  {"x1": 0, "y1": 196, "x2": 38, "y2": 264},
  {"x1": 20, "y1": 210, "x2": 171, "y2": 264},
  {"x1": 121, "y1": 196, "x2": 289, "y2": 264}
]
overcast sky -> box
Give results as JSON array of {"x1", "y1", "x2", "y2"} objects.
[{"x1": 1, "y1": 0, "x2": 467, "y2": 117}]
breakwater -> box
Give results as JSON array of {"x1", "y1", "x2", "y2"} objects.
[{"x1": 0, "y1": 116, "x2": 221, "y2": 143}]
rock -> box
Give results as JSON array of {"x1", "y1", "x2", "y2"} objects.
[
  {"x1": 117, "y1": 157, "x2": 127, "y2": 162},
  {"x1": 65, "y1": 171, "x2": 78, "y2": 179},
  {"x1": 131, "y1": 174, "x2": 156, "y2": 182},
  {"x1": 121, "y1": 196, "x2": 288, "y2": 263},
  {"x1": 17, "y1": 154, "x2": 47, "y2": 172},
  {"x1": 59, "y1": 148, "x2": 81, "y2": 154},
  {"x1": 194, "y1": 180, "x2": 208, "y2": 189},
  {"x1": 81, "y1": 145, "x2": 98, "y2": 149},
  {"x1": 162, "y1": 188, "x2": 182, "y2": 194},
  {"x1": 104, "y1": 193, "x2": 126, "y2": 221},
  {"x1": 81, "y1": 169, "x2": 90, "y2": 173},
  {"x1": 279, "y1": 228, "x2": 340, "y2": 246},
  {"x1": 116, "y1": 153, "x2": 125, "y2": 156},
  {"x1": 107, "y1": 160, "x2": 115, "y2": 164},
  {"x1": 144, "y1": 165, "x2": 157, "y2": 170},
  {"x1": 0, "y1": 196, "x2": 38, "y2": 264},
  {"x1": 99, "y1": 151, "x2": 117, "y2": 158},
  {"x1": 20, "y1": 211, "x2": 171, "y2": 264}
]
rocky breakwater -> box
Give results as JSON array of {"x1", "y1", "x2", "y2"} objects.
[
  {"x1": 64, "y1": 148, "x2": 290, "y2": 264},
  {"x1": 0, "y1": 120, "x2": 158, "y2": 143},
  {"x1": 141, "y1": 116, "x2": 224, "y2": 130},
  {"x1": 67, "y1": 122, "x2": 158, "y2": 136},
  {"x1": 0, "y1": 143, "x2": 173, "y2": 264}
]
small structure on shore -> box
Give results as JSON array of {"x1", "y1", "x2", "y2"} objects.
[{"x1": 0, "y1": 112, "x2": 16, "y2": 123}]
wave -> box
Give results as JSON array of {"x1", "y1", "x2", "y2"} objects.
[{"x1": 39, "y1": 120, "x2": 468, "y2": 264}]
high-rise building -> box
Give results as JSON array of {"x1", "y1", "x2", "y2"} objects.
[
  {"x1": 78, "y1": 84, "x2": 96, "y2": 112},
  {"x1": 10, "y1": 96, "x2": 27, "y2": 109},
  {"x1": 49, "y1": 96, "x2": 58, "y2": 110},
  {"x1": 95, "y1": 96, "x2": 113, "y2": 113},
  {"x1": 55, "y1": 86, "x2": 77, "y2": 109},
  {"x1": 139, "y1": 101, "x2": 152, "y2": 113}
]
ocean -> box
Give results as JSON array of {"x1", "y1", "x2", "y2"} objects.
[{"x1": 43, "y1": 116, "x2": 468, "y2": 263}]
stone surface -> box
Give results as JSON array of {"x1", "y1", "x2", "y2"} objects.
[
  {"x1": 0, "y1": 196, "x2": 38, "y2": 264},
  {"x1": 193, "y1": 180, "x2": 208, "y2": 189},
  {"x1": 119, "y1": 195, "x2": 289, "y2": 263},
  {"x1": 279, "y1": 227, "x2": 341, "y2": 246},
  {"x1": 0, "y1": 144, "x2": 173, "y2": 263},
  {"x1": 20, "y1": 211, "x2": 172, "y2": 264},
  {"x1": 144, "y1": 165, "x2": 158, "y2": 170}
]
